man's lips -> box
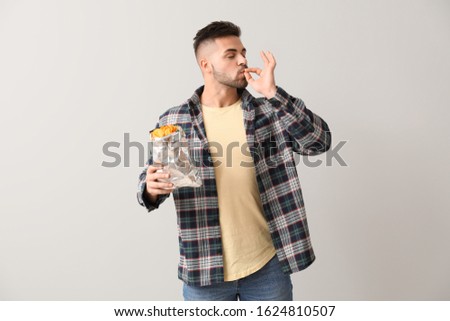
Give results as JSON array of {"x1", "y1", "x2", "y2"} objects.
[{"x1": 239, "y1": 65, "x2": 248, "y2": 73}]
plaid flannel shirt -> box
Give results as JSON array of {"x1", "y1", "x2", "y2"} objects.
[{"x1": 137, "y1": 86, "x2": 331, "y2": 286}]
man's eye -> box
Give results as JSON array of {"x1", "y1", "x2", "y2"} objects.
[{"x1": 227, "y1": 56, "x2": 235, "y2": 59}]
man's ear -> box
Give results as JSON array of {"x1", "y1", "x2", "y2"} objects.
[{"x1": 200, "y1": 58, "x2": 211, "y2": 74}]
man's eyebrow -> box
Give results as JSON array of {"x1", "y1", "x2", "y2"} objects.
[{"x1": 223, "y1": 48, "x2": 247, "y2": 54}]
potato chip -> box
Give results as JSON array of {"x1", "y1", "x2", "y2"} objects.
[{"x1": 151, "y1": 125, "x2": 179, "y2": 138}]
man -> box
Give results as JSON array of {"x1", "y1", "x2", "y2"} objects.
[{"x1": 137, "y1": 21, "x2": 331, "y2": 301}]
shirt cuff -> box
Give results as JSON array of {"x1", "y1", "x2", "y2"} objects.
[{"x1": 267, "y1": 86, "x2": 289, "y2": 108}]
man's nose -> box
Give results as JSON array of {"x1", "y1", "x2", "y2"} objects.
[{"x1": 237, "y1": 54, "x2": 247, "y2": 66}]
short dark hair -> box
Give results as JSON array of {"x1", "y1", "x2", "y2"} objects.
[{"x1": 193, "y1": 21, "x2": 241, "y2": 55}]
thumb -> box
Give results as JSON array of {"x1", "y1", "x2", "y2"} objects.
[{"x1": 244, "y1": 71, "x2": 254, "y2": 84}]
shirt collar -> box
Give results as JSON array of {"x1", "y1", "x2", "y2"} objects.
[{"x1": 188, "y1": 86, "x2": 254, "y2": 111}]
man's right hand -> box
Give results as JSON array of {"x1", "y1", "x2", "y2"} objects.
[{"x1": 145, "y1": 165, "x2": 174, "y2": 204}]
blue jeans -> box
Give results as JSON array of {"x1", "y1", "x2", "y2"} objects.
[{"x1": 183, "y1": 255, "x2": 293, "y2": 301}]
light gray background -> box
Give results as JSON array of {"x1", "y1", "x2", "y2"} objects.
[{"x1": 1, "y1": 0, "x2": 449, "y2": 300}]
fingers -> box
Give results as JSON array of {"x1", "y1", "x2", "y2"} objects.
[
  {"x1": 260, "y1": 51, "x2": 269, "y2": 66},
  {"x1": 146, "y1": 165, "x2": 174, "y2": 195},
  {"x1": 260, "y1": 50, "x2": 276, "y2": 67},
  {"x1": 147, "y1": 164, "x2": 162, "y2": 174},
  {"x1": 244, "y1": 67, "x2": 262, "y2": 83},
  {"x1": 245, "y1": 50, "x2": 276, "y2": 77},
  {"x1": 147, "y1": 182, "x2": 174, "y2": 195},
  {"x1": 147, "y1": 180, "x2": 174, "y2": 195},
  {"x1": 244, "y1": 70, "x2": 253, "y2": 83},
  {"x1": 245, "y1": 67, "x2": 262, "y2": 75}
]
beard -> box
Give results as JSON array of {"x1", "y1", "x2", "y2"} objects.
[{"x1": 211, "y1": 65, "x2": 248, "y2": 89}]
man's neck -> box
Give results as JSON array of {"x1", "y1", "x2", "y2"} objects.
[{"x1": 200, "y1": 84, "x2": 241, "y2": 108}]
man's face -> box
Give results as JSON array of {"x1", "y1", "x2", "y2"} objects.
[{"x1": 208, "y1": 36, "x2": 248, "y2": 89}]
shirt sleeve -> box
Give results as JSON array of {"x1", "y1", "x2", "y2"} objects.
[{"x1": 267, "y1": 86, "x2": 332, "y2": 156}]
